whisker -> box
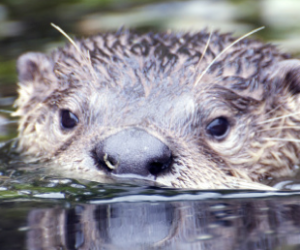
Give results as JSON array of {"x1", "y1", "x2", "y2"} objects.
[
  {"x1": 51, "y1": 23, "x2": 81, "y2": 53},
  {"x1": 0, "y1": 109, "x2": 13, "y2": 114},
  {"x1": 86, "y1": 49, "x2": 98, "y2": 82},
  {"x1": 0, "y1": 120, "x2": 18, "y2": 126},
  {"x1": 258, "y1": 111, "x2": 300, "y2": 124},
  {"x1": 265, "y1": 105, "x2": 281, "y2": 117},
  {"x1": 262, "y1": 138, "x2": 300, "y2": 143},
  {"x1": 0, "y1": 137, "x2": 19, "y2": 147},
  {"x1": 51, "y1": 23, "x2": 98, "y2": 84},
  {"x1": 193, "y1": 29, "x2": 213, "y2": 87},
  {"x1": 258, "y1": 126, "x2": 300, "y2": 132},
  {"x1": 194, "y1": 26, "x2": 265, "y2": 87}
]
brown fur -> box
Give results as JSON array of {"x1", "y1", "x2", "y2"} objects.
[{"x1": 14, "y1": 29, "x2": 300, "y2": 189}]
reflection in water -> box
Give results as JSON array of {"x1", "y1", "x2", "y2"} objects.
[{"x1": 26, "y1": 198, "x2": 300, "y2": 250}]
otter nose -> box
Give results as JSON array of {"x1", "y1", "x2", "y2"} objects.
[{"x1": 94, "y1": 128, "x2": 172, "y2": 177}]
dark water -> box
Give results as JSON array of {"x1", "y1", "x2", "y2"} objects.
[
  {"x1": 1, "y1": 0, "x2": 300, "y2": 249},
  {"x1": 2, "y1": 184, "x2": 300, "y2": 249}
]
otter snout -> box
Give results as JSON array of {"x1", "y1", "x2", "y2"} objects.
[{"x1": 94, "y1": 128, "x2": 172, "y2": 177}]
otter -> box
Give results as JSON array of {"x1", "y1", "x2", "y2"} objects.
[{"x1": 13, "y1": 28, "x2": 300, "y2": 189}]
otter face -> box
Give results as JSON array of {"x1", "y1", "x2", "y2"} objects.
[{"x1": 14, "y1": 30, "x2": 300, "y2": 189}]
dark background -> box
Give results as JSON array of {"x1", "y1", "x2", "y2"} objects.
[{"x1": 1, "y1": 0, "x2": 300, "y2": 96}]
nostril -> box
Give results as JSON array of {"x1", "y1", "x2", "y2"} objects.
[
  {"x1": 148, "y1": 160, "x2": 171, "y2": 176},
  {"x1": 93, "y1": 150, "x2": 120, "y2": 172},
  {"x1": 147, "y1": 151, "x2": 172, "y2": 176},
  {"x1": 103, "y1": 153, "x2": 119, "y2": 170}
]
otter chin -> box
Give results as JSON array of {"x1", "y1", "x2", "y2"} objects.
[{"x1": 13, "y1": 29, "x2": 300, "y2": 190}]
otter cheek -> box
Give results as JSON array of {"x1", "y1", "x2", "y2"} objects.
[{"x1": 207, "y1": 128, "x2": 245, "y2": 158}]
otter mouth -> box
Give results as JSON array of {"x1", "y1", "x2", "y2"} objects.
[{"x1": 91, "y1": 127, "x2": 173, "y2": 182}]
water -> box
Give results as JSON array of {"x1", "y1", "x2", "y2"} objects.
[
  {"x1": 2, "y1": 183, "x2": 300, "y2": 249},
  {"x1": 1, "y1": 0, "x2": 300, "y2": 249},
  {"x1": 2, "y1": 163, "x2": 300, "y2": 249}
]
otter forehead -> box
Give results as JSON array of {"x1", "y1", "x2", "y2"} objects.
[
  {"x1": 52, "y1": 30, "x2": 283, "y2": 89},
  {"x1": 50, "y1": 28, "x2": 280, "y2": 127},
  {"x1": 48, "y1": 29, "x2": 286, "y2": 127}
]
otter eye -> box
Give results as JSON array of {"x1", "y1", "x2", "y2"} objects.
[
  {"x1": 206, "y1": 117, "x2": 230, "y2": 139},
  {"x1": 60, "y1": 109, "x2": 79, "y2": 129}
]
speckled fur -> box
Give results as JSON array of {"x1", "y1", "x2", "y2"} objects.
[{"x1": 14, "y1": 29, "x2": 300, "y2": 189}]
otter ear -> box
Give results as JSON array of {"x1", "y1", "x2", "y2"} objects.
[
  {"x1": 266, "y1": 59, "x2": 300, "y2": 95},
  {"x1": 17, "y1": 52, "x2": 55, "y2": 84},
  {"x1": 14, "y1": 52, "x2": 57, "y2": 114}
]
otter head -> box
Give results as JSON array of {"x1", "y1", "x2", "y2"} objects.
[{"x1": 14, "y1": 31, "x2": 300, "y2": 189}]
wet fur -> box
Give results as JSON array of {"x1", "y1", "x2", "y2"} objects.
[{"x1": 14, "y1": 29, "x2": 300, "y2": 189}]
